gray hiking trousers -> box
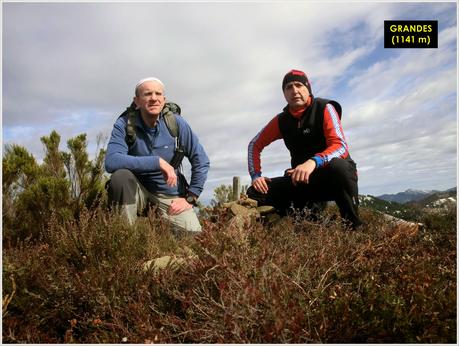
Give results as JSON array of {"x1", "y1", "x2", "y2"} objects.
[{"x1": 107, "y1": 169, "x2": 201, "y2": 233}]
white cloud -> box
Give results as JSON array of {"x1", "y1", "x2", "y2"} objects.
[
  {"x1": 339, "y1": 18, "x2": 457, "y2": 196},
  {"x1": 2, "y1": 1, "x2": 457, "y2": 203}
]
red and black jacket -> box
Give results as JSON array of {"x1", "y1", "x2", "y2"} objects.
[
  {"x1": 279, "y1": 97, "x2": 342, "y2": 168},
  {"x1": 248, "y1": 96, "x2": 350, "y2": 181}
]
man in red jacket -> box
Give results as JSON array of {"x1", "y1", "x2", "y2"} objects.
[{"x1": 247, "y1": 69, "x2": 363, "y2": 229}]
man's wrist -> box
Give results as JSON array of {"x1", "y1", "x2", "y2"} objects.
[
  {"x1": 251, "y1": 173, "x2": 262, "y2": 182},
  {"x1": 185, "y1": 192, "x2": 198, "y2": 206},
  {"x1": 311, "y1": 156, "x2": 322, "y2": 168}
]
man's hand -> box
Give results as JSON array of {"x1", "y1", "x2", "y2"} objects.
[
  {"x1": 286, "y1": 159, "x2": 316, "y2": 185},
  {"x1": 252, "y1": 176, "x2": 271, "y2": 194},
  {"x1": 169, "y1": 197, "x2": 192, "y2": 215},
  {"x1": 159, "y1": 158, "x2": 177, "y2": 187}
]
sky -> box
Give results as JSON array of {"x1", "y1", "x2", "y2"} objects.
[{"x1": 2, "y1": 0, "x2": 457, "y2": 204}]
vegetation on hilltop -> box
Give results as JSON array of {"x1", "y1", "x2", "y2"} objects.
[
  {"x1": 358, "y1": 195, "x2": 423, "y2": 222},
  {"x1": 409, "y1": 188, "x2": 457, "y2": 209},
  {"x1": 2, "y1": 131, "x2": 457, "y2": 343}
]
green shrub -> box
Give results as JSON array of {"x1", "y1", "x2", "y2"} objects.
[{"x1": 2, "y1": 130, "x2": 107, "y2": 244}]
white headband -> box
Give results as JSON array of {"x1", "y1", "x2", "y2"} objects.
[{"x1": 135, "y1": 77, "x2": 165, "y2": 94}]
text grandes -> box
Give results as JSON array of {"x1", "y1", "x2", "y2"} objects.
[{"x1": 390, "y1": 24, "x2": 433, "y2": 33}]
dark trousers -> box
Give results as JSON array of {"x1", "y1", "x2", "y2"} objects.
[{"x1": 247, "y1": 158, "x2": 362, "y2": 228}]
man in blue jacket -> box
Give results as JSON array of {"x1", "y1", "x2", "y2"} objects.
[{"x1": 105, "y1": 77, "x2": 210, "y2": 233}]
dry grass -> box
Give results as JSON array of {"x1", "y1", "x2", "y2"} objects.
[{"x1": 2, "y1": 205, "x2": 456, "y2": 343}]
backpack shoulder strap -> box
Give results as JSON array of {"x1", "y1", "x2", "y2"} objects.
[
  {"x1": 124, "y1": 102, "x2": 137, "y2": 146},
  {"x1": 162, "y1": 102, "x2": 181, "y2": 139}
]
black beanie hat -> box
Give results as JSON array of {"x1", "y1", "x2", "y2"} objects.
[{"x1": 282, "y1": 69, "x2": 312, "y2": 94}]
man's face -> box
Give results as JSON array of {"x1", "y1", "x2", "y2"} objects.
[
  {"x1": 134, "y1": 80, "x2": 166, "y2": 116},
  {"x1": 283, "y1": 81, "x2": 310, "y2": 109}
]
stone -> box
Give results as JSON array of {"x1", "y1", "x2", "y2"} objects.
[
  {"x1": 230, "y1": 203, "x2": 253, "y2": 216},
  {"x1": 240, "y1": 198, "x2": 258, "y2": 208},
  {"x1": 382, "y1": 213, "x2": 424, "y2": 234},
  {"x1": 143, "y1": 255, "x2": 186, "y2": 273},
  {"x1": 222, "y1": 201, "x2": 237, "y2": 209},
  {"x1": 257, "y1": 205, "x2": 276, "y2": 215}
]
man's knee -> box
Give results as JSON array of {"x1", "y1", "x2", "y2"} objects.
[
  {"x1": 247, "y1": 177, "x2": 293, "y2": 204},
  {"x1": 328, "y1": 158, "x2": 357, "y2": 181},
  {"x1": 108, "y1": 169, "x2": 138, "y2": 205},
  {"x1": 110, "y1": 169, "x2": 136, "y2": 188},
  {"x1": 247, "y1": 185, "x2": 261, "y2": 200},
  {"x1": 329, "y1": 158, "x2": 348, "y2": 173},
  {"x1": 171, "y1": 211, "x2": 202, "y2": 234}
]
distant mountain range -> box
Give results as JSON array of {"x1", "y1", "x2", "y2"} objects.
[
  {"x1": 409, "y1": 187, "x2": 457, "y2": 209},
  {"x1": 376, "y1": 187, "x2": 456, "y2": 204},
  {"x1": 359, "y1": 187, "x2": 456, "y2": 222},
  {"x1": 359, "y1": 194, "x2": 421, "y2": 221}
]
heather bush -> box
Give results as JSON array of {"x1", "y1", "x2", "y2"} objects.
[
  {"x1": 2, "y1": 134, "x2": 456, "y2": 343},
  {"x1": 151, "y1": 208, "x2": 455, "y2": 343},
  {"x1": 3, "y1": 208, "x2": 181, "y2": 343},
  {"x1": 4, "y1": 203, "x2": 455, "y2": 343}
]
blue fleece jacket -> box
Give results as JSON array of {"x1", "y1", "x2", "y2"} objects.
[{"x1": 105, "y1": 111, "x2": 210, "y2": 197}]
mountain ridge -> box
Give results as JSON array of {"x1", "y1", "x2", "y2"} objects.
[
  {"x1": 360, "y1": 187, "x2": 456, "y2": 222},
  {"x1": 376, "y1": 187, "x2": 455, "y2": 204}
]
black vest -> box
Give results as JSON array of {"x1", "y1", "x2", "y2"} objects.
[{"x1": 278, "y1": 97, "x2": 342, "y2": 168}]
